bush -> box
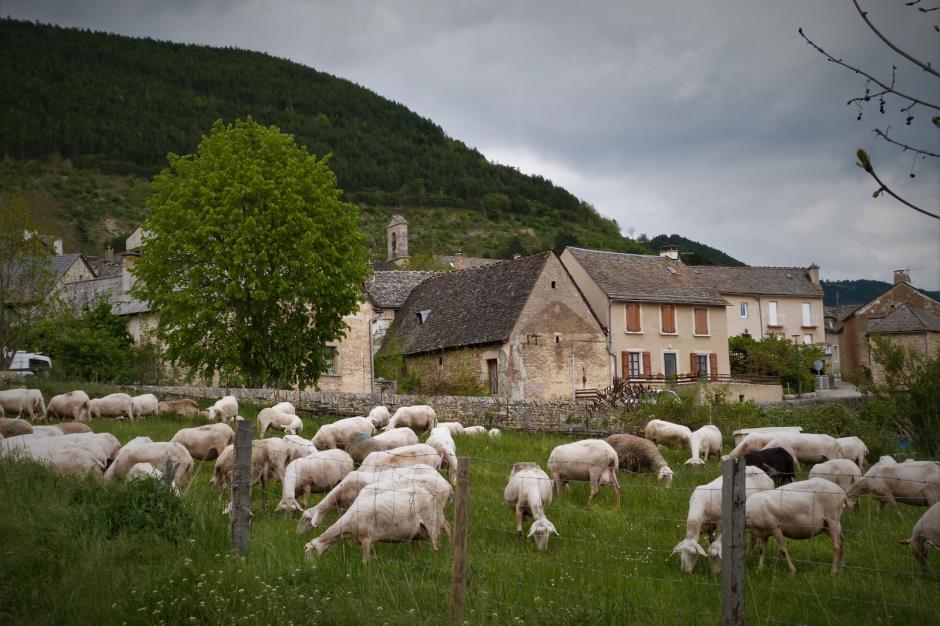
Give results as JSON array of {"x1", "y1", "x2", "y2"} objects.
[{"x1": 729, "y1": 335, "x2": 823, "y2": 393}]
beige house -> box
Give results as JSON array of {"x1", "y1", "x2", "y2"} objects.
[
  {"x1": 691, "y1": 264, "x2": 825, "y2": 345},
  {"x1": 388, "y1": 251, "x2": 609, "y2": 400},
  {"x1": 559, "y1": 246, "x2": 730, "y2": 382}
]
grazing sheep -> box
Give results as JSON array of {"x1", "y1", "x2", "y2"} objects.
[
  {"x1": 210, "y1": 438, "x2": 291, "y2": 493},
  {"x1": 171, "y1": 423, "x2": 235, "y2": 461},
  {"x1": 87, "y1": 393, "x2": 135, "y2": 420},
  {"x1": 304, "y1": 480, "x2": 442, "y2": 564},
  {"x1": 104, "y1": 442, "x2": 194, "y2": 489},
  {"x1": 462, "y1": 425, "x2": 486, "y2": 436},
  {"x1": 30, "y1": 425, "x2": 65, "y2": 437},
  {"x1": 426, "y1": 426, "x2": 459, "y2": 481},
  {"x1": 488, "y1": 428, "x2": 501, "y2": 438},
  {"x1": 367, "y1": 405, "x2": 391, "y2": 429},
  {"x1": 744, "y1": 478, "x2": 847, "y2": 575},
  {"x1": 46, "y1": 390, "x2": 90, "y2": 422},
  {"x1": 0, "y1": 437, "x2": 105, "y2": 476},
  {"x1": 124, "y1": 436, "x2": 154, "y2": 450},
  {"x1": 604, "y1": 433, "x2": 674, "y2": 487},
  {"x1": 282, "y1": 434, "x2": 317, "y2": 461},
  {"x1": 547, "y1": 439, "x2": 621, "y2": 507},
  {"x1": 0, "y1": 388, "x2": 46, "y2": 420},
  {"x1": 900, "y1": 501, "x2": 940, "y2": 573},
  {"x1": 503, "y1": 462, "x2": 558, "y2": 551},
  {"x1": 258, "y1": 408, "x2": 304, "y2": 437},
  {"x1": 670, "y1": 466, "x2": 775, "y2": 572},
  {"x1": 744, "y1": 447, "x2": 796, "y2": 487},
  {"x1": 158, "y1": 399, "x2": 201, "y2": 418},
  {"x1": 724, "y1": 432, "x2": 785, "y2": 460},
  {"x1": 644, "y1": 419, "x2": 691, "y2": 448},
  {"x1": 385, "y1": 405, "x2": 437, "y2": 433},
  {"x1": 62, "y1": 432, "x2": 122, "y2": 466},
  {"x1": 275, "y1": 449, "x2": 355, "y2": 515},
  {"x1": 127, "y1": 462, "x2": 163, "y2": 481},
  {"x1": 359, "y1": 444, "x2": 442, "y2": 472},
  {"x1": 760, "y1": 433, "x2": 842, "y2": 467},
  {"x1": 837, "y1": 436, "x2": 869, "y2": 469},
  {"x1": 686, "y1": 425, "x2": 722, "y2": 465},
  {"x1": 56, "y1": 422, "x2": 93, "y2": 434},
  {"x1": 207, "y1": 395, "x2": 239, "y2": 422},
  {"x1": 271, "y1": 401, "x2": 296, "y2": 414},
  {"x1": 346, "y1": 428, "x2": 419, "y2": 465},
  {"x1": 0, "y1": 417, "x2": 32, "y2": 438},
  {"x1": 312, "y1": 416, "x2": 375, "y2": 450},
  {"x1": 810, "y1": 458, "x2": 862, "y2": 492},
  {"x1": 845, "y1": 457, "x2": 940, "y2": 517},
  {"x1": 131, "y1": 394, "x2": 159, "y2": 418},
  {"x1": 437, "y1": 421, "x2": 465, "y2": 436}
]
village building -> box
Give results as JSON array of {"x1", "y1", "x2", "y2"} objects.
[
  {"x1": 371, "y1": 215, "x2": 499, "y2": 271},
  {"x1": 364, "y1": 270, "x2": 438, "y2": 353}
]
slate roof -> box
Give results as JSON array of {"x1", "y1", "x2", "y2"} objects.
[
  {"x1": 60, "y1": 275, "x2": 122, "y2": 310},
  {"x1": 7, "y1": 254, "x2": 89, "y2": 303},
  {"x1": 111, "y1": 295, "x2": 152, "y2": 316},
  {"x1": 867, "y1": 304, "x2": 940, "y2": 335},
  {"x1": 565, "y1": 247, "x2": 728, "y2": 306},
  {"x1": 824, "y1": 304, "x2": 861, "y2": 333},
  {"x1": 390, "y1": 252, "x2": 551, "y2": 355},
  {"x1": 365, "y1": 271, "x2": 439, "y2": 309},
  {"x1": 690, "y1": 265, "x2": 823, "y2": 297}
]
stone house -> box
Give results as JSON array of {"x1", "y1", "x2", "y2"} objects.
[
  {"x1": 9, "y1": 252, "x2": 97, "y2": 307},
  {"x1": 559, "y1": 246, "x2": 731, "y2": 382},
  {"x1": 388, "y1": 251, "x2": 610, "y2": 400},
  {"x1": 364, "y1": 270, "x2": 438, "y2": 353},
  {"x1": 866, "y1": 304, "x2": 940, "y2": 383},
  {"x1": 822, "y1": 304, "x2": 859, "y2": 379}
]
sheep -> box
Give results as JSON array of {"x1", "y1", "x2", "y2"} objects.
[
  {"x1": 426, "y1": 426, "x2": 459, "y2": 481},
  {"x1": 304, "y1": 480, "x2": 442, "y2": 564},
  {"x1": 644, "y1": 419, "x2": 691, "y2": 448},
  {"x1": 845, "y1": 457, "x2": 940, "y2": 517},
  {"x1": 62, "y1": 432, "x2": 122, "y2": 466},
  {"x1": 275, "y1": 449, "x2": 355, "y2": 515},
  {"x1": 346, "y1": 428, "x2": 419, "y2": 465},
  {"x1": 0, "y1": 417, "x2": 32, "y2": 438},
  {"x1": 367, "y1": 405, "x2": 391, "y2": 429},
  {"x1": 385, "y1": 405, "x2": 437, "y2": 433},
  {"x1": 488, "y1": 428, "x2": 501, "y2": 438},
  {"x1": 744, "y1": 478, "x2": 847, "y2": 575},
  {"x1": 604, "y1": 433, "x2": 674, "y2": 487},
  {"x1": 158, "y1": 399, "x2": 201, "y2": 418},
  {"x1": 359, "y1": 444, "x2": 442, "y2": 472},
  {"x1": 462, "y1": 425, "x2": 487, "y2": 436},
  {"x1": 104, "y1": 442, "x2": 194, "y2": 489},
  {"x1": 760, "y1": 433, "x2": 842, "y2": 467},
  {"x1": 46, "y1": 390, "x2": 90, "y2": 422},
  {"x1": 670, "y1": 466, "x2": 775, "y2": 572},
  {"x1": 127, "y1": 462, "x2": 163, "y2": 481},
  {"x1": 30, "y1": 425, "x2": 65, "y2": 437},
  {"x1": 210, "y1": 438, "x2": 291, "y2": 493},
  {"x1": 207, "y1": 395, "x2": 238, "y2": 422},
  {"x1": 56, "y1": 422, "x2": 93, "y2": 434},
  {"x1": 297, "y1": 464, "x2": 450, "y2": 533},
  {"x1": 271, "y1": 401, "x2": 296, "y2": 414},
  {"x1": 131, "y1": 394, "x2": 159, "y2": 418},
  {"x1": 0, "y1": 388, "x2": 46, "y2": 420},
  {"x1": 170, "y1": 423, "x2": 235, "y2": 461},
  {"x1": 124, "y1": 436, "x2": 154, "y2": 450},
  {"x1": 311, "y1": 416, "x2": 375, "y2": 450},
  {"x1": 686, "y1": 425, "x2": 722, "y2": 465},
  {"x1": 437, "y1": 421, "x2": 465, "y2": 436},
  {"x1": 282, "y1": 434, "x2": 317, "y2": 461},
  {"x1": 837, "y1": 436, "x2": 869, "y2": 469},
  {"x1": 724, "y1": 432, "x2": 785, "y2": 460},
  {"x1": 87, "y1": 393, "x2": 134, "y2": 420},
  {"x1": 1, "y1": 433, "x2": 117, "y2": 472},
  {"x1": 743, "y1": 447, "x2": 796, "y2": 487},
  {"x1": 810, "y1": 458, "x2": 862, "y2": 492},
  {"x1": 547, "y1": 439, "x2": 621, "y2": 507},
  {"x1": 503, "y1": 462, "x2": 558, "y2": 551},
  {"x1": 900, "y1": 501, "x2": 940, "y2": 573},
  {"x1": 0, "y1": 437, "x2": 105, "y2": 476},
  {"x1": 258, "y1": 408, "x2": 304, "y2": 437}
]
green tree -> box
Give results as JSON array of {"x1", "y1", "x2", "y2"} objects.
[
  {"x1": 729, "y1": 334, "x2": 823, "y2": 393},
  {"x1": 132, "y1": 118, "x2": 368, "y2": 389}
]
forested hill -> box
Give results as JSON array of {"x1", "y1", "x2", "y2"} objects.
[
  {"x1": 821, "y1": 279, "x2": 940, "y2": 306},
  {"x1": 648, "y1": 234, "x2": 746, "y2": 266}
]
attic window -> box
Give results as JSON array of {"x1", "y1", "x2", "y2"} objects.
[
  {"x1": 786, "y1": 273, "x2": 793, "y2": 279},
  {"x1": 527, "y1": 334, "x2": 540, "y2": 345},
  {"x1": 665, "y1": 266, "x2": 678, "y2": 275},
  {"x1": 551, "y1": 280, "x2": 556, "y2": 289},
  {"x1": 555, "y1": 334, "x2": 561, "y2": 344},
  {"x1": 417, "y1": 310, "x2": 431, "y2": 324}
]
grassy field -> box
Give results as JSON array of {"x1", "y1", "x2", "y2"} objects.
[{"x1": 1, "y1": 386, "x2": 937, "y2": 625}]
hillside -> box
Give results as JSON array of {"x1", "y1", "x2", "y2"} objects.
[
  {"x1": 648, "y1": 234, "x2": 746, "y2": 266},
  {"x1": 821, "y1": 279, "x2": 940, "y2": 306},
  {"x1": 0, "y1": 19, "x2": 645, "y2": 258}
]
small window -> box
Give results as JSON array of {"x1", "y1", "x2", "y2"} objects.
[
  {"x1": 801, "y1": 302, "x2": 812, "y2": 326},
  {"x1": 625, "y1": 303, "x2": 641, "y2": 332},
  {"x1": 417, "y1": 310, "x2": 431, "y2": 324},
  {"x1": 527, "y1": 334, "x2": 540, "y2": 345},
  {"x1": 660, "y1": 305, "x2": 676, "y2": 334},
  {"x1": 694, "y1": 307, "x2": 709, "y2": 335},
  {"x1": 627, "y1": 352, "x2": 641, "y2": 378},
  {"x1": 696, "y1": 354, "x2": 708, "y2": 379},
  {"x1": 324, "y1": 347, "x2": 337, "y2": 375},
  {"x1": 740, "y1": 302, "x2": 748, "y2": 318},
  {"x1": 803, "y1": 334, "x2": 813, "y2": 345},
  {"x1": 438, "y1": 356, "x2": 443, "y2": 366},
  {"x1": 555, "y1": 334, "x2": 561, "y2": 344},
  {"x1": 550, "y1": 280, "x2": 556, "y2": 289}
]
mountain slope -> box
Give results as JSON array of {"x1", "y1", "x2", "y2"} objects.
[
  {"x1": 648, "y1": 234, "x2": 746, "y2": 266},
  {"x1": 821, "y1": 279, "x2": 940, "y2": 306}
]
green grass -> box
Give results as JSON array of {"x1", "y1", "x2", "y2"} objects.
[{"x1": 1, "y1": 385, "x2": 937, "y2": 625}]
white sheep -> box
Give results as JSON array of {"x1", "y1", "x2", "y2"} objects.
[
  {"x1": 359, "y1": 444, "x2": 442, "y2": 472},
  {"x1": 0, "y1": 388, "x2": 45, "y2": 420},
  {"x1": 282, "y1": 434, "x2": 317, "y2": 461},
  {"x1": 644, "y1": 419, "x2": 691, "y2": 448},
  {"x1": 271, "y1": 401, "x2": 296, "y2": 414},
  {"x1": 276, "y1": 449, "x2": 355, "y2": 515},
  {"x1": 760, "y1": 433, "x2": 842, "y2": 466},
  {"x1": 900, "y1": 501, "x2": 940, "y2": 573},
  {"x1": 312, "y1": 416, "x2": 375, "y2": 449},
  {"x1": 547, "y1": 439, "x2": 621, "y2": 507},
  {"x1": 62, "y1": 432, "x2": 122, "y2": 465},
  {"x1": 724, "y1": 432, "x2": 784, "y2": 460},
  {"x1": 257, "y1": 408, "x2": 304, "y2": 437},
  {"x1": 462, "y1": 425, "x2": 487, "y2": 436},
  {"x1": 604, "y1": 434, "x2": 674, "y2": 487},
  {"x1": 846, "y1": 457, "x2": 940, "y2": 517},
  {"x1": 29, "y1": 425, "x2": 65, "y2": 437},
  {"x1": 437, "y1": 421, "x2": 465, "y2": 436},
  {"x1": 170, "y1": 423, "x2": 235, "y2": 461},
  {"x1": 686, "y1": 425, "x2": 722, "y2": 465},
  {"x1": 104, "y1": 442, "x2": 194, "y2": 489},
  {"x1": 367, "y1": 405, "x2": 391, "y2": 429},
  {"x1": 0, "y1": 437, "x2": 105, "y2": 476},
  {"x1": 809, "y1": 458, "x2": 862, "y2": 492},
  {"x1": 503, "y1": 462, "x2": 558, "y2": 551},
  {"x1": 131, "y1": 393, "x2": 159, "y2": 418},
  {"x1": 210, "y1": 438, "x2": 291, "y2": 493},
  {"x1": 207, "y1": 395, "x2": 239, "y2": 422},
  {"x1": 385, "y1": 405, "x2": 437, "y2": 433},
  {"x1": 488, "y1": 428, "x2": 501, "y2": 438},
  {"x1": 46, "y1": 390, "x2": 90, "y2": 422},
  {"x1": 87, "y1": 393, "x2": 135, "y2": 420},
  {"x1": 426, "y1": 426, "x2": 458, "y2": 480},
  {"x1": 0, "y1": 417, "x2": 33, "y2": 438},
  {"x1": 157, "y1": 399, "x2": 201, "y2": 418},
  {"x1": 127, "y1": 462, "x2": 164, "y2": 481},
  {"x1": 837, "y1": 436, "x2": 869, "y2": 469},
  {"x1": 56, "y1": 421, "x2": 93, "y2": 434}
]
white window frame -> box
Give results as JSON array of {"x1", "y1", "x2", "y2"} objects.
[
  {"x1": 740, "y1": 302, "x2": 748, "y2": 318},
  {"x1": 801, "y1": 302, "x2": 812, "y2": 327},
  {"x1": 802, "y1": 334, "x2": 813, "y2": 345},
  {"x1": 768, "y1": 301, "x2": 779, "y2": 326},
  {"x1": 626, "y1": 351, "x2": 642, "y2": 378}
]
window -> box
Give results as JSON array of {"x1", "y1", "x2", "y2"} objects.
[
  {"x1": 660, "y1": 305, "x2": 676, "y2": 333},
  {"x1": 417, "y1": 310, "x2": 431, "y2": 324},
  {"x1": 555, "y1": 334, "x2": 561, "y2": 344},
  {"x1": 768, "y1": 301, "x2": 780, "y2": 326},
  {"x1": 803, "y1": 334, "x2": 813, "y2": 345},
  {"x1": 626, "y1": 303, "x2": 641, "y2": 332},
  {"x1": 526, "y1": 334, "x2": 540, "y2": 345},
  {"x1": 696, "y1": 354, "x2": 709, "y2": 379},
  {"x1": 324, "y1": 347, "x2": 337, "y2": 375},
  {"x1": 740, "y1": 302, "x2": 749, "y2": 318},
  {"x1": 801, "y1": 302, "x2": 813, "y2": 326},
  {"x1": 694, "y1": 307, "x2": 709, "y2": 335},
  {"x1": 486, "y1": 359, "x2": 498, "y2": 394},
  {"x1": 833, "y1": 345, "x2": 840, "y2": 363},
  {"x1": 627, "y1": 352, "x2": 641, "y2": 378},
  {"x1": 663, "y1": 353, "x2": 678, "y2": 380},
  {"x1": 550, "y1": 280, "x2": 556, "y2": 289}
]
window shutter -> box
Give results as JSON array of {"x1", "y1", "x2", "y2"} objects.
[
  {"x1": 694, "y1": 308, "x2": 708, "y2": 334},
  {"x1": 709, "y1": 353, "x2": 718, "y2": 381},
  {"x1": 642, "y1": 352, "x2": 652, "y2": 379},
  {"x1": 662, "y1": 305, "x2": 676, "y2": 333},
  {"x1": 621, "y1": 352, "x2": 628, "y2": 379},
  {"x1": 690, "y1": 353, "x2": 698, "y2": 377},
  {"x1": 626, "y1": 303, "x2": 641, "y2": 332}
]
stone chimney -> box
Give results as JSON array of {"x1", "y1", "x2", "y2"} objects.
[
  {"x1": 386, "y1": 215, "x2": 409, "y2": 263},
  {"x1": 806, "y1": 263, "x2": 820, "y2": 286},
  {"x1": 122, "y1": 252, "x2": 139, "y2": 294},
  {"x1": 104, "y1": 246, "x2": 114, "y2": 263},
  {"x1": 894, "y1": 269, "x2": 911, "y2": 285},
  {"x1": 659, "y1": 245, "x2": 679, "y2": 260},
  {"x1": 52, "y1": 238, "x2": 63, "y2": 255}
]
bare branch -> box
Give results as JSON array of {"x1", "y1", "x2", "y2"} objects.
[
  {"x1": 856, "y1": 149, "x2": 940, "y2": 219},
  {"x1": 873, "y1": 128, "x2": 940, "y2": 158},
  {"x1": 853, "y1": 0, "x2": 940, "y2": 77},
  {"x1": 799, "y1": 28, "x2": 940, "y2": 111}
]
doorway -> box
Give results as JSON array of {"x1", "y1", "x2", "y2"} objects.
[
  {"x1": 487, "y1": 359, "x2": 498, "y2": 395},
  {"x1": 663, "y1": 352, "x2": 677, "y2": 380}
]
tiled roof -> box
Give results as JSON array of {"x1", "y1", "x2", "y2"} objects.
[
  {"x1": 390, "y1": 252, "x2": 551, "y2": 355},
  {"x1": 566, "y1": 247, "x2": 728, "y2": 306},
  {"x1": 690, "y1": 265, "x2": 823, "y2": 297},
  {"x1": 7, "y1": 254, "x2": 87, "y2": 303},
  {"x1": 867, "y1": 304, "x2": 940, "y2": 334},
  {"x1": 365, "y1": 271, "x2": 438, "y2": 309},
  {"x1": 60, "y1": 275, "x2": 122, "y2": 310},
  {"x1": 111, "y1": 295, "x2": 152, "y2": 316}
]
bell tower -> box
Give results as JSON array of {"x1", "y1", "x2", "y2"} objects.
[{"x1": 387, "y1": 214, "x2": 409, "y2": 263}]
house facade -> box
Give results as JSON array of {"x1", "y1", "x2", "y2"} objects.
[{"x1": 559, "y1": 246, "x2": 730, "y2": 382}]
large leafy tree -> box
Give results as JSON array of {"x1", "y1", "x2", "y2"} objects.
[{"x1": 132, "y1": 118, "x2": 368, "y2": 388}]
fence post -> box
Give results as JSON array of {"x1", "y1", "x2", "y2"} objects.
[
  {"x1": 231, "y1": 420, "x2": 253, "y2": 552},
  {"x1": 450, "y1": 457, "x2": 470, "y2": 623},
  {"x1": 721, "y1": 457, "x2": 746, "y2": 625}
]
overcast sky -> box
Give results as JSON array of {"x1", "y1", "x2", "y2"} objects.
[{"x1": 6, "y1": 0, "x2": 939, "y2": 288}]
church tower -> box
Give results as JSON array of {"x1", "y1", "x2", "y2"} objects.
[{"x1": 386, "y1": 214, "x2": 409, "y2": 263}]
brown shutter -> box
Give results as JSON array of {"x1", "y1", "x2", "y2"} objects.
[
  {"x1": 626, "y1": 303, "x2": 641, "y2": 332},
  {"x1": 661, "y1": 305, "x2": 676, "y2": 333},
  {"x1": 709, "y1": 353, "x2": 719, "y2": 381},
  {"x1": 690, "y1": 353, "x2": 698, "y2": 378},
  {"x1": 621, "y1": 352, "x2": 628, "y2": 380},
  {"x1": 642, "y1": 352, "x2": 652, "y2": 379},
  {"x1": 694, "y1": 308, "x2": 708, "y2": 334}
]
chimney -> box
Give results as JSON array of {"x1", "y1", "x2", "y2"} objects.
[
  {"x1": 104, "y1": 246, "x2": 114, "y2": 263},
  {"x1": 659, "y1": 245, "x2": 679, "y2": 261},
  {"x1": 52, "y1": 238, "x2": 63, "y2": 255},
  {"x1": 806, "y1": 263, "x2": 820, "y2": 286},
  {"x1": 122, "y1": 252, "x2": 139, "y2": 294},
  {"x1": 894, "y1": 269, "x2": 911, "y2": 285}
]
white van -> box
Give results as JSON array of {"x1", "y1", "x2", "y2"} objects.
[{"x1": 7, "y1": 351, "x2": 52, "y2": 375}]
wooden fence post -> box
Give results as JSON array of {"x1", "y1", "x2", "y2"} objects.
[
  {"x1": 231, "y1": 420, "x2": 253, "y2": 552},
  {"x1": 450, "y1": 457, "x2": 470, "y2": 623},
  {"x1": 721, "y1": 457, "x2": 746, "y2": 626}
]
